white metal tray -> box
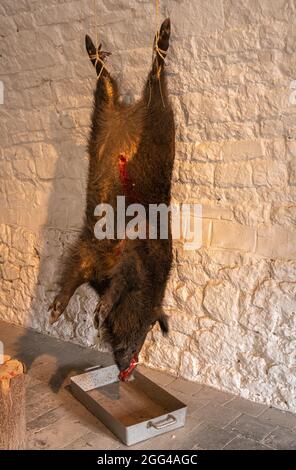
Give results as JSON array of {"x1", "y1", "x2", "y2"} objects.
[{"x1": 70, "y1": 365, "x2": 187, "y2": 446}]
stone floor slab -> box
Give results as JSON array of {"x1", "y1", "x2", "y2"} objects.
[
  {"x1": 263, "y1": 427, "x2": 296, "y2": 450},
  {"x1": 258, "y1": 407, "x2": 296, "y2": 431},
  {"x1": 223, "y1": 436, "x2": 273, "y2": 450},
  {"x1": 226, "y1": 414, "x2": 275, "y2": 441},
  {"x1": 223, "y1": 396, "x2": 268, "y2": 417}
]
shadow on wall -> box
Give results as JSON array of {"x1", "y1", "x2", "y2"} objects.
[{"x1": 12, "y1": 43, "x2": 109, "y2": 393}]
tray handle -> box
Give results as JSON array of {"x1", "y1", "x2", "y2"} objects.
[{"x1": 147, "y1": 414, "x2": 177, "y2": 430}]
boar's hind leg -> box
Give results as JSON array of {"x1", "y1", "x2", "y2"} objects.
[
  {"x1": 85, "y1": 34, "x2": 119, "y2": 152},
  {"x1": 152, "y1": 17, "x2": 171, "y2": 77},
  {"x1": 85, "y1": 35, "x2": 118, "y2": 106},
  {"x1": 143, "y1": 17, "x2": 171, "y2": 107}
]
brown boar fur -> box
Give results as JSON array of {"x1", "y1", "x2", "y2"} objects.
[{"x1": 49, "y1": 19, "x2": 175, "y2": 372}]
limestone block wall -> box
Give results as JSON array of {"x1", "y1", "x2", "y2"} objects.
[{"x1": 1, "y1": 0, "x2": 296, "y2": 411}]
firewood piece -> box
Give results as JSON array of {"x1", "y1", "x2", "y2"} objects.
[{"x1": 0, "y1": 358, "x2": 26, "y2": 450}]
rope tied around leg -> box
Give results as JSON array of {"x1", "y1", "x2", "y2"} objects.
[
  {"x1": 89, "y1": 51, "x2": 109, "y2": 81},
  {"x1": 154, "y1": 29, "x2": 167, "y2": 62},
  {"x1": 147, "y1": 0, "x2": 166, "y2": 109},
  {"x1": 92, "y1": 0, "x2": 110, "y2": 81}
]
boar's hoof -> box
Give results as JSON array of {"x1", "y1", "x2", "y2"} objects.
[
  {"x1": 94, "y1": 299, "x2": 112, "y2": 329},
  {"x1": 48, "y1": 296, "x2": 67, "y2": 325}
]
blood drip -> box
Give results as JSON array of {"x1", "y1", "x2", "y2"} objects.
[{"x1": 118, "y1": 353, "x2": 139, "y2": 382}]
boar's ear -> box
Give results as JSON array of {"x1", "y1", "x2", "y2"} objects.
[
  {"x1": 158, "y1": 314, "x2": 169, "y2": 335},
  {"x1": 154, "y1": 307, "x2": 169, "y2": 336}
]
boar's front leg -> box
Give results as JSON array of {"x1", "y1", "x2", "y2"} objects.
[
  {"x1": 49, "y1": 241, "x2": 95, "y2": 325},
  {"x1": 49, "y1": 274, "x2": 84, "y2": 325},
  {"x1": 94, "y1": 256, "x2": 138, "y2": 328}
]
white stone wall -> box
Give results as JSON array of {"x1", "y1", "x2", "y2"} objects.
[{"x1": 1, "y1": 0, "x2": 296, "y2": 411}]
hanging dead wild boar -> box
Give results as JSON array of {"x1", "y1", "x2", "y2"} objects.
[{"x1": 49, "y1": 18, "x2": 175, "y2": 380}]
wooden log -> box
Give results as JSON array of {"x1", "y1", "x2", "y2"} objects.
[{"x1": 0, "y1": 357, "x2": 26, "y2": 450}]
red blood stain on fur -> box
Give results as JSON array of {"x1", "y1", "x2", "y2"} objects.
[
  {"x1": 118, "y1": 154, "x2": 139, "y2": 203},
  {"x1": 118, "y1": 353, "x2": 139, "y2": 381}
]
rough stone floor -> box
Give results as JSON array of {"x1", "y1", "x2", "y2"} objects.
[{"x1": 1, "y1": 320, "x2": 295, "y2": 450}]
